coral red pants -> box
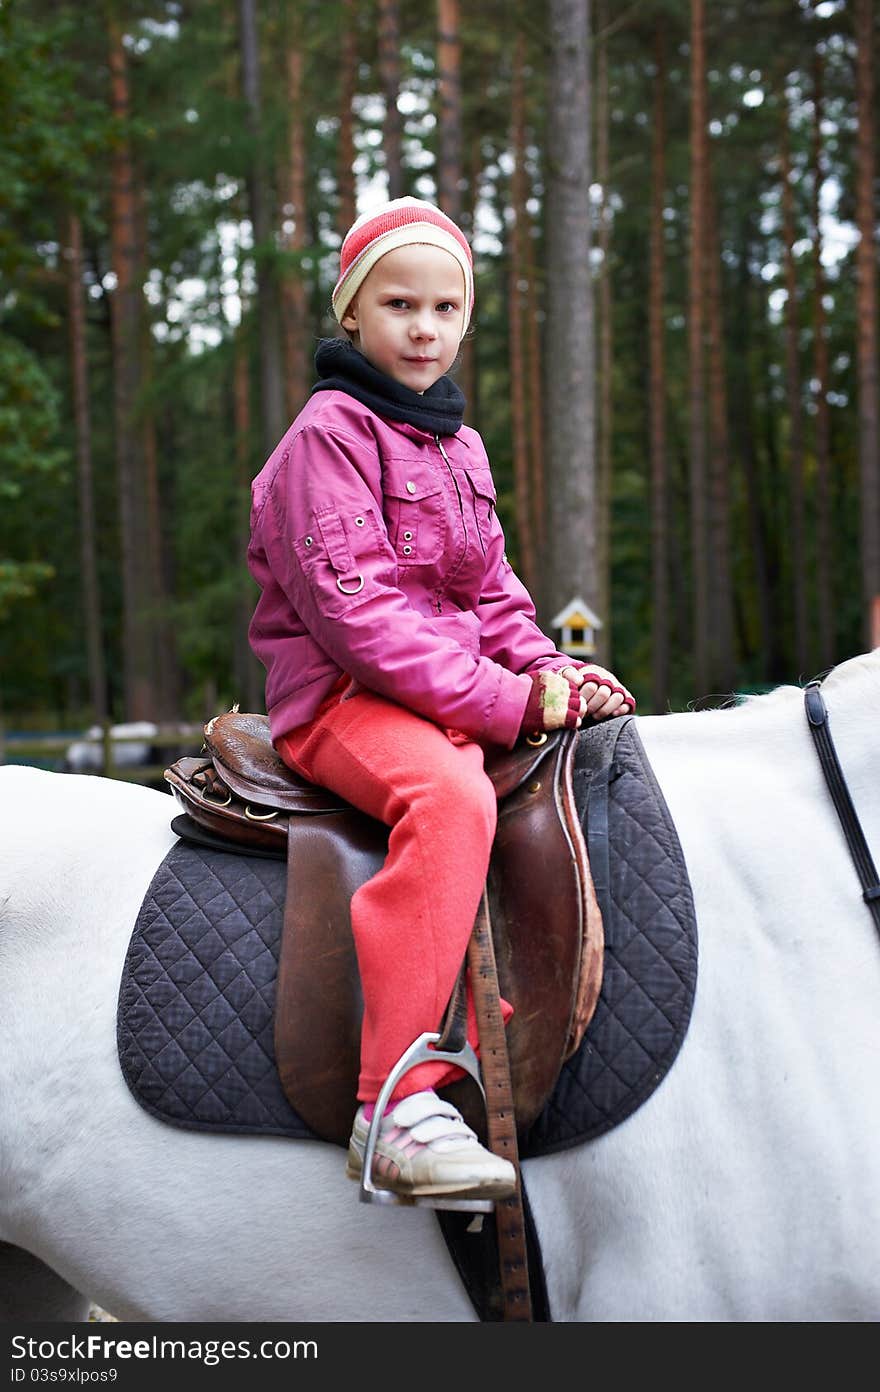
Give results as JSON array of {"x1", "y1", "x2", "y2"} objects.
[{"x1": 276, "y1": 682, "x2": 509, "y2": 1104}]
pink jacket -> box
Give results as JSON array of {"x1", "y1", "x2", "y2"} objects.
[{"x1": 247, "y1": 390, "x2": 573, "y2": 749}]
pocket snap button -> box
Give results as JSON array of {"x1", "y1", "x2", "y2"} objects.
[
  {"x1": 406, "y1": 481, "x2": 416, "y2": 495},
  {"x1": 355, "y1": 516, "x2": 365, "y2": 526}
]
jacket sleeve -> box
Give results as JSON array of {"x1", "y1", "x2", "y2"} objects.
[
  {"x1": 476, "y1": 509, "x2": 576, "y2": 675},
  {"x1": 259, "y1": 423, "x2": 531, "y2": 748}
]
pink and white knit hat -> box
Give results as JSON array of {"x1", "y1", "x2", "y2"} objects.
[{"x1": 332, "y1": 197, "x2": 474, "y2": 335}]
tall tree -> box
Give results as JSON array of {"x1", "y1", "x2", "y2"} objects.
[
  {"x1": 107, "y1": 13, "x2": 155, "y2": 720},
  {"x1": 732, "y1": 212, "x2": 781, "y2": 678},
  {"x1": 507, "y1": 29, "x2": 536, "y2": 593},
  {"x1": 233, "y1": 324, "x2": 263, "y2": 711},
  {"x1": 687, "y1": 0, "x2": 710, "y2": 696},
  {"x1": 649, "y1": 23, "x2": 670, "y2": 713},
  {"x1": 780, "y1": 100, "x2": 809, "y2": 675},
  {"x1": 854, "y1": 0, "x2": 879, "y2": 649},
  {"x1": 378, "y1": 0, "x2": 404, "y2": 200},
  {"x1": 337, "y1": 0, "x2": 357, "y2": 234},
  {"x1": 436, "y1": 0, "x2": 463, "y2": 221},
  {"x1": 238, "y1": 0, "x2": 285, "y2": 455},
  {"x1": 594, "y1": 0, "x2": 612, "y2": 665},
  {"x1": 281, "y1": 16, "x2": 310, "y2": 419},
  {"x1": 543, "y1": 0, "x2": 596, "y2": 631},
  {"x1": 704, "y1": 168, "x2": 735, "y2": 692},
  {"x1": 136, "y1": 170, "x2": 180, "y2": 722},
  {"x1": 66, "y1": 210, "x2": 106, "y2": 723},
  {"x1": 810, "y1": 43, "x2": 835, "y2": 668}
]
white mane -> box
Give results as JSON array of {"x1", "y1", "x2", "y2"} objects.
[{"x1": 684, "y1": 646, "x2": 878, "y2": 720}]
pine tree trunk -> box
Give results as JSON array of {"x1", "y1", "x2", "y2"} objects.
[
  {"x1": 780, "y1": 106, "x2": 810, "y2": 675},
  {"x1": 137, "y1": 175, "x2": 180, "y2": 722},
  {"x1": 234, "y1": 332, "x2": 264, "y2": 712},
  {"x1": 525, "y1": 211, "x2": 545, "y2": 562},
  {"x1": 378, "y1": 0, "x2": 404, "y2": 200},
  {"x1": 811, "y1": 48, "x2": 835, "y2": 667},
  {"x1": 854, "y1": 0, "x2": 880, "y2": 647},
  {"x1": 282, "y1": 39, "x2": 310, "y2": 419},
  {"x1": 456, "y1": 115, "x2": 479, "y2": 420},
  {"x1": 687, "y1": 0, "x2": 710, "y2": 697},
  {"x1": 594, "y1": 0, "x2": 612, "y2": 665},
  {"x1": 649, "y1": 25, "x2": 670, "y2": 714},
  {"x1": 543, "y1": 0, "x2": 596, "y2": 635},
  {"x1": 734, "y1": 221, "x2": 778, "y2": 678},
  {"x1": 238, "y1": 0, "x2": 285, "y2": 454},
  {"x1": 508, "y1": 31, "x2": 536, "y2": 593},
  {"x1": 337, "y1": 2, "x2": 357, "y2": 234},
  {"x1": 66, "y1": 210, "x2": 107, "y2": 723},
  {"x1": 436, "y1": 0, "x2": 462, "y2": 221},
  {"x1": 107, "y1": 16, "x2": 155, "y2": 721},
  {"x1": 704, "y1": 171, "x2": 735, "y2": 692}
]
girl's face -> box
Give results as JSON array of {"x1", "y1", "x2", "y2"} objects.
[{"x1": 341, "y1": 243, "x2": 467, "y2": 392}]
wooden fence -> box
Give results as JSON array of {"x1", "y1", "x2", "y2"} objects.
[{"x1": 0, "y1": 723, "x2": 205, "y2": 785}]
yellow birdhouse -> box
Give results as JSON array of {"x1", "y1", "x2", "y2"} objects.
[{"x1": 550, "y1": 597, "x2": 602, "y2": 657}]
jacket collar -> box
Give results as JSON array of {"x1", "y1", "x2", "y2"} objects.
[{"x1": 310, "y1": 337, "x2": 466, "y2": 437}]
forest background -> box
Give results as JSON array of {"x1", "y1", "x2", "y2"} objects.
[{"x1": 1, "y1": 0, "x2": 878, "y2": 737}]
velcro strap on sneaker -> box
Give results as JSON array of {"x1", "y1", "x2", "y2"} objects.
[
  {"x1": 406, "y1": 1115, "x2": 477, "y2": 1147},
  {"x1": 389, "y1": 1090, "x2": 463, "y2": 1129}
]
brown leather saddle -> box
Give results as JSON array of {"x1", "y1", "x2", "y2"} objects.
[{"x1": 165, "y1": 712, "x2": 604, "y2": 1148}]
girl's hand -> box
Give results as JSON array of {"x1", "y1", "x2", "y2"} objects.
[
  {"x1": 560, "y1": 664, "x2": 635, "y2": 722},
  {"x1": 519, "y1": 670, "x2": 582, "y2": 737}
]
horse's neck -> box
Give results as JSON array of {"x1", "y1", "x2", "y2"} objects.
[
  {"x1": 640, "y1": 654, "x2": 879, "y2": 816},
  {"x1": 817, "y1": 650, "x2": 880, "y2": 817},
  {"x1": 636, "y1": 657, "x2": 880, "y2": 935}
]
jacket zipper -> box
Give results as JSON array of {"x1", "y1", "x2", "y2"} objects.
[
  {"x1": 437, "y1": 434, "x2": 487, "y2": 560},
  {"x1": 434, "y1": 434, "x2": 467, "y2": 615}
]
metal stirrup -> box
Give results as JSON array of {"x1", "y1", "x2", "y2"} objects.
[{"x1": 358, "y1": 1032, "x2": 492, "y2": 1212}]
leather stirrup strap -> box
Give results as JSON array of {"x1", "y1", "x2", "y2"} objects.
[
  {"x1": 435, "y1": 960, "x2": 469, "y2": 1053},
  {"x1": 467, "y1": 889, "x2": 533, "y2": 1322}
]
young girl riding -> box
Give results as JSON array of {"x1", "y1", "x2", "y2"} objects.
[{"x1": 247, "y1": 197, "x2": 634, "y2": 1205}]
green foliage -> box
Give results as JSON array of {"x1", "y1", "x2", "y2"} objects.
[
  {"x1": 0, "y1": 334, "x2": 64, "y2": 621},
  {"x1": 0, "y1": 559, "x2": 54, "y2": 622},
  {"x1": 0, "y1": 334, "x2": 66, "y2": 497},
  {"x1": 0, "y1": 0, "x2": 875, "y2": 724}
]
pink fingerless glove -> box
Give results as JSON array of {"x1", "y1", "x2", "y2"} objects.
[
  {"x1": 519, "y1": 671, "x2": 582, "y2": 738},
  {"x1": 569, "y1": 665, "x2": 637, "y2": 712}
]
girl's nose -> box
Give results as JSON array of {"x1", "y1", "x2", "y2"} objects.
[{"x1": 410, "y1": 311, "x2": 437, "y2": 339}]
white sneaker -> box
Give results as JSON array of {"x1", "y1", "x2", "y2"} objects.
[{"x1": 346, "y1": 1090, "x2": 517, "y2": 1200}]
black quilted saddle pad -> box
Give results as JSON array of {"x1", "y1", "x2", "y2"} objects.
[
  {"x1": 117, "y1": 719, "x2": 698, "y2": 1155},
  {"x1": 117, "y1": 842, "x2": 310, "y2": 1138}
]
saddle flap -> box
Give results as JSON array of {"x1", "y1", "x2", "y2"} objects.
[
  {"x1": 273, "y1": 726, "x2": 603, "y2": 1146},
  {"x1": 482, "y1": 732, "x2": 561, "y2": 800}
]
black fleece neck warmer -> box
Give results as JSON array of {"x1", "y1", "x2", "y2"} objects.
[{"x1": 310, "y1": 337, "x2": 465, "y2": 437}]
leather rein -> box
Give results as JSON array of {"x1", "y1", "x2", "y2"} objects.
[{"x1": 804, "y1": 679, "x2": 880, "y2": 938}]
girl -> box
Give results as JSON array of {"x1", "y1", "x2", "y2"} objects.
[{"x1": 247, "y1": 197, "x2": 634, "y2": 1204}]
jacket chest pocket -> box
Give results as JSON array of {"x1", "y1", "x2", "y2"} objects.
[
  {"x1": 465, "y1": 467, "x2": 497, "y2": 553},
  {"x1": 383, "y1": 461, "x2": 446, "y2": 566}
]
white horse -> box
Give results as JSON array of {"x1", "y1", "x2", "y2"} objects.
[{"x1": 1, "y1": 649, "x2": 878, "y2": 1324}]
